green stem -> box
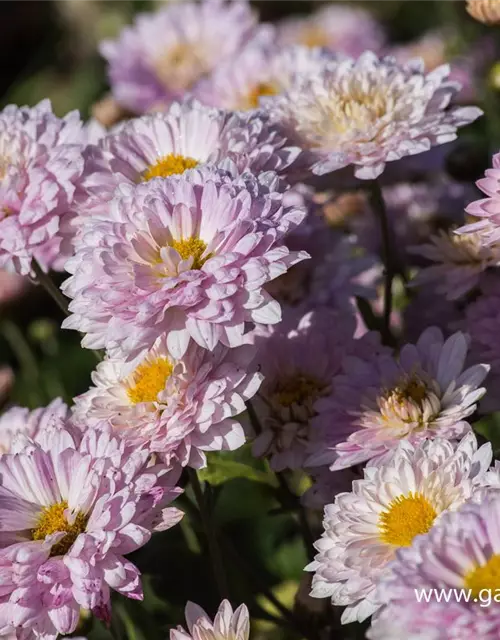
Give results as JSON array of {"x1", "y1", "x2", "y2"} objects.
[
  {"x1": 31, "y1": 259, "x2": 69, "y2": 316},
  {"x1": 188, "y1": 468, "x2": 229, "y2": 601},
  {"x1": 276, "y1": 472, "x2": 315, "y2": 564},
  {"x1": 368, "y1": 180, "x2": 395, "y2": 346}
]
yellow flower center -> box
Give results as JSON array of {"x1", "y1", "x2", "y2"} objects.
[
  {"x1": 170, "y1": 236, "x2": 208, "y2": 270},
  {"x1": 387, "y1": 376, "x2": 429, "y2": 406},
  {"x1": 242, "y1": 82, "x2": 279, "y2": 110},
  {"x1": 464, "y1": 554, "x2": 500, "y2": 598},
  {"x1": 142, "y1": 154, "x2": 199, "y2": 181},
  {"x1": 127, "y1": 356, "x2": 173, "y2": 404},
  {"x1": 273, "y1": 374, "x2": 325, "y2": 407},
  {"x1": 32, "y1": 500, "x2": 88, "y2": 557},
  {"x1": 153, "y1": 44, "x2": 208, "y2": 91},
  {"x1": 379, "y1": 492, "x2": 437, "y2": 547}
]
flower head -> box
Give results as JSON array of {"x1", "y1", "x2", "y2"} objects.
[
  {"x1": 311, "y1": 327, "x2": 489, "y2": 470},
  {"x1": 72, "y1": 338, "x2": 262, "y2": 468},
  {"x1": 410, "y1": 229, "x2": 500, "y2": 300},
  {"x1": 251, "y1": 308, "x2": 385, "y2": 471},
  {"x1": 268, "y1": 52, "x2": 482, "y2": 179},
  {"x1": 308, "y1": 434, "x2": 492, "y2": 624},
  {"x1": 277, "y1": 3, "x2": 384, "y2": 56},
  {"x1": 100, "y1": 0, "x2": 258, "y2": 113},
  {"x1": 458, "y1": 152, "x2": 500, "y2": 244},
  {"x1": 63, "y1": 166, "x2": 308, "y2": 360},
  {"x1": 0, "y1": 423, "x2": 182, "y2": 639},
  {"x1": 368, "y1": 497, "x2": 500, "y2": 640},
  {"x1": 76, "y1": 100, "x2": 303, "y2": 227},
  {"x1": 171, "y1": 600, "x2": 249, "y2": 640},
  {"x1": 0, "y1": 397, "x2": 69, "y2": 454},
  {"x1": 0, "y1": 100, "x2": 86, "y2": 274},
  {"x1": 196, "y1": 37, "x2": 331, "y2": 113}
]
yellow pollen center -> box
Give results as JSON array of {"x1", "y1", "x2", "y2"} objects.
[
  {"x1": 464, "y1": 555, "x2": 500, "y2": 599},
  {"x1": 386, "y1": 375, "x2": 428, "y2": 406},
  {"x1": 154, "y1": 44, "x2": 208, "y2": 91},
  {"x1": 32, "y1": 500, "x2": 88, "y2": 557},
  {"x1": 379, "y1": 492, "x2": 437, "y2": 547},
  {"x1": 243, "y1": 82, "x2": 279, "y2": 110},
  {"x1": 142, "y1": 154, "x2": 199, "y2": 181},
  {"x1": 127, "y1": 357, "x2": 173, "y2": 404},
  {"x1": 170, "y1": 236, "x2": 208, "y2": 270},
  {"x1": 273, "y1": 374, "x2": 324, "y2": 407}
]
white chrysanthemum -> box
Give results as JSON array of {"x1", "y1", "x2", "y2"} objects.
[
  {"x1": 269, "y1": 52, "x2": 482, "y2": 179},
  {"x1": 410, "y1": 229, "x2": 500, "y2": 300},
  {"x1": 307, "y1": 434, "x2": 492, "y2": 624},
  {"x1": 171, "y1": 600, "x2": 249, "y2": 640},
  {"x1": 72, "y1": 336, "x2": 262, "y2": 468}
]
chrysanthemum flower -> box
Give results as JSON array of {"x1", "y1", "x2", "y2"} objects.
[
  {"x1": 196, "y1": 38, "x2": 330, "y2": 113},
  {"x1": 76, "y1": 100, "x2": 303, "y2": 226},
  {"x1": 309, "y1": 327, "x2": 489, "y2": 470},
  {"x1": 268, "y1": 52, "x2": 482, "y2": 179},
  {"x1": 0, "y1": 424, "x2": 183, "y2": 639},
  {"x1": 368, "y1": 497, "x2": 500, "y2": 640},
  {"x1": 307, "y1": 434, "x2": 492, "y2": 624},
  {"x1": 251, "y1": 308, "x2": 385, "y2": 471},
  {"x1": 0, "y1": 99, "x2": 86, "y2": 275},
  {"x1": 0, "y1": 397, "x2": 69, "y2": 454},
  {"x1": 72, "y1": 337, "x2": 262, "y2": 468},
  {"x1": 63, "y1": 167, "x2": 308, "y2": 360},
  {"x1": 458, "y1": 152, "x2": 500, "y2": 244},
  {"x1": 467, "y1": 0, "x2": 500, "y2": 25},
  {"x1": 100, "y1": 0, "x2": 258, "y2": 114},
  {"x1": 410, "y1": 229, "x2": 500, "y2": 300},
  {"x1": 171, "y1": 600, "x2": 249, "y2": 640},
  {"x1": 277, "y1": 4, "x2": 384, "y2": 55}
]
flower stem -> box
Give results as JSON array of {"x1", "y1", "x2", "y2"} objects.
[
  {"x1": 188, "y1": 468, "x2": 230, "y2": 601},
  {"x1": 276, "y1": 472, "x2": 315, "y2": 564},
  {"x1": 368, "y1": 180, "x2": 395, "y2": 346},
  {"x1": 31, "y1": 259, "x2": 69, "y2": 317}
]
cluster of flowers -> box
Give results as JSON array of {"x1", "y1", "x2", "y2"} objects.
[{"x1": 2, "y1": 0, "x2": 500, "y2": 638}]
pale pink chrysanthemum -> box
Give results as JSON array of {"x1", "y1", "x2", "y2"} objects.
[
  {"x1": 0, "y1": 423, "x2": 183, "y2": 639},
  {"x1": 277, "y1": 4, "x2": 384, "y2": 56},
  {"x1": 75, "y1": 100, "x2": 303, "y2": 228},
  {"x1": 171, "y1": 600, "x2": 249, "y2": 640},
  {"x1": 268, "y1": 52, "x2": 482, "y2": 179},
  {"x1": 0, "y1": 99, "x2": 86, "y2": 275},
  {"x1": 409, "y1": 229, "x2": 500, "y2": 300},
  {"x1": 63, "y1": 167, "x2": 308, "y2": 360},
  {"x1": 251, "y1": 308, "x2": 385, "y2": 471},
  {"x1": 0, "y1": 397, "x2": 69, "y2": 454},
  {"x1": 307, "y1": 434, "x2": 492, "y2": 624},
  {"x1": 458, "y1": 152, "x2": 500, "y2": 244},
  {"x1": 367, "y1": 497, "x2": 500, "y2": 640},
  {"x1": 71, "y1": 337, "x2": 262, "y2": 468},
  {"x1": 100, "y1": 0, "x2": 259, "y2": 114},
  {"x1": 308, "y1": 327, "x2": 489, "y2": 471},
  {"x1": 196, "y1": 36, "x2": 331, "y2": 113}
]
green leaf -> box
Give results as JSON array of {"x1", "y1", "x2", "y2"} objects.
[{"x1": 199, "y1": 455, "x2": 278, "y2": 488}]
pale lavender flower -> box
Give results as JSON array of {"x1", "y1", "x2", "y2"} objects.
[
  {"x1": 410, "y1": 229, "x2": 500, "y2": 300},
  {"x1": 308, "y1": 327, "x2": 489, "y2": 470},
  {"x1": 171, "y1": 600, "x2": 249, "y2": 640},
  {"x1": 368, "y1": 497, "x2": 500, "y2": 640},
  {"x1": 72, "y1": 337, "x2": 262, "y2": 469},
  {"x1": 307, "y1": 434, "x2": 492, "y2": 624},
  {"x1": 63, "y1": 167, "x2": 308, "y2": 360},
  {"x1": 0, "y1": 424, "x2": 182, "y2": 639},
  {"x1": 100, "y1": 0, "x2": 258, "y2": 114},
  {"x1": 268, "y1": 52, "x2": 482, "y2": 179},
  {"x1": 0, "y1": 397, "x2": 69, "y2": 454},
  {"x1": 251, "y1": 308, "x2": 385, "y2": 471},
  {"x1": 277, "y1": 4, "x2": 385, "y2": 56},
  {"x1": 0, "y1": 100, "x2": 86, "y2": 275}
]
